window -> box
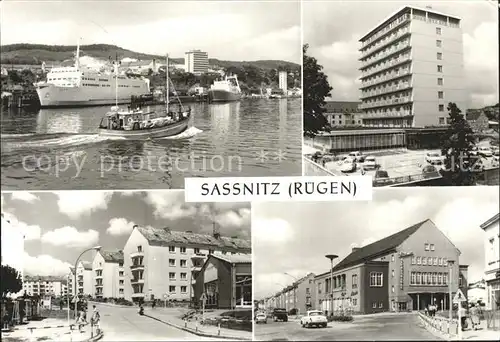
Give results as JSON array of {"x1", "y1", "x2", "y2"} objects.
[
  {"x1": 417, "y1": 257, "x2": 421, "y2": 265},
  {"x1": 439, "y1": 117, "x2": 445, "y2": 125},
  {"x1": 137, "y1": 246, "x2": 142, "y2": 252},
  {"x1": 427, "y1": 273, "x2": 432, "y2": 285},
  {"x1": 432, "y1": 273, "x2": 437, "y2": 284},
  {"x1": 411, "y1": 272, "x2": 416, "y2": 285},
  {"x1": 425, "y1": 243, "x2": 430, "y2": 251},
  {"x1": 443, "y1": 273, "x2": 448, "y2": 285},
  {"x1": 437, "y1": 52, "x2": 442, "y2": 60},
  {"x1": 169, "y1": 286, "x2": 176, "y2": 293},
  {"x1": 438, "y1": 257, "x2": 442, "y2": 266},
  {"x1": 180, "y1": 260, "x2": 187, "y2": 268},
  {"x1": 181, "y1": 286, "x2": 187, "y2": 293},
  {"x1": 209, "y1": 250, "x2": 214, "y2": 254},
  {"x1": 459, "y1": 276, "x2": 463, "y2": 287},
  {"x1": 433, "y1": 257, "x2": 438, "y2": 266},
  {"x1": 423, "y1": 273, "x2": 427, "y2": 284},
  {"x1": 119, "y1": 280, "x2": 124, "y2": 285},
  {"x1": 436, "y1": 40, "x2": 442, "y2": 47},
  {"x1": 379, "y1": 302, "x2": 383, "y2": 308},
  {"x1": 169, "y1": 272, "x2": 175, "y2": 280},
  {"x1": 437, "y1": 92, "x2": 444, "y2": 100},
  {"x1": 439, "y1": 104, "x2": 444, "y2": 112},
  {"x1": 391, "y1": 285, "x2": 395, "y2": 293},
  {"x1": 438, "y1": 274, "x2": 443, "y2": 285},
  {"x1": 119, "y1": 262, "x2": 123, "y2": 267},
  {"x1": 318, "y1": 282, "x2": 322, "y2": 294},
  {"x1": 194, "y1": 248, "x2": 200, "y2": 254},
  {"x1": 370, "y1": 272, "x2": 383, "y2": 287},
  {"x1": 391, "y1": 254, "x2": 395, "y2": 262},
  {"x1": 372, "y1": 302, "x2": 377, "y2": 308},
  {"x1": 353, "y1": 298, "x2": 358, "y2": 306},
  {"x1": 443, "y1": 257, "x2": 448, "y2": 266},
  {"x1": 411, "y1": 256, "x2": 416, "y2": 265},
  {"x1": 169, "y1": 246, "x2": 175, "y2": 253},
  {"x1": 437, "y1": 65, "x2": 443, "y2": 73},
  {"x1": 436, "y1": 27, "x2": 442, "y2": 35},
  {"x1": 352, "y1": 275, "x2": 358, "y2": 288},
  {"x1": 119, "y1": 271, "x2": 124, "y2": 277},
  {"x1": 423, "y1": 257, "x2": 427, "y2": 265},
  {"x1": 392, "y1": 270, "x2": 395, "y2": 278},
  {"x1": 180, "y1": 273, "x2": 187, "y2": 280},
  {"x1": 427, "y1": 257, "x2": 432, "y2": 265},
  {"x1": 438, "y1": 78, "x2": 443, "y2": 86},
  {"x1": 169, "y1": 259, "x2": 175, "y2": 266},
  {"x1": 119, "y1": 289, "x2": 124, "y2": 294},
  {"x1": 180, "y1": 247, "x2": 186, "y2": 254}
]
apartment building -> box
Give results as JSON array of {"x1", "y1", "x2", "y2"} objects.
[
  {"x1": 122, "y1": 225, "x2": 251, "y2": 303},
  {"x1": 92, "y1": 250, "x2": 125, "y2": 299},
  {"x1": 193, "y1": 253, "x2": 252, "y2": 309},
  {"x1": 315, "y1": 219, "x2": 467, "y2": 314},
  {"x1": 72, "y1": 261, "x2": 93, "y2": 296},
  {"x1": 265, "y1": 273, "x2": 316, "y2": 314},
  {"x1": 480, "y1": 213, "x2": 500, "y2": 310},
  {"x1": 359, "y1": 6, "x2": 466, "y2": 128},
  {"x1": 323, "y1": 101, "x2": 363, "y2": 127},
  {"x1": 23, "y1": 276, "x2": 67, "y2": 297},
  {"x1": 184, "y1": 49, "x2": 209, "y2": 75}
]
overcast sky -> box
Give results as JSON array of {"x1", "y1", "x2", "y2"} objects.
[
  {"x1": 1, "y1": 191, "x2": 250, "y2": 277},
  {"x1": 304, "y1": 0, "x2": 499, "y2": 109},
  {"x1": 253, "y1": 187, "x2": 498, "y2": 300},
  {"x1": 1, "y1": 0, "x2": 300, "y2": 63}
]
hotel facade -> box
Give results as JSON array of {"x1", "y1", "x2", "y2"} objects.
[
  {"x1": 184, "y1": 49, "x2": 209, "y2": 75},
  {"x1": 313, "y1": 219, "x2": 467, "y2": 314},
  {"x1": 122, "y1": 225, "x2": 251, "y2": 303},
  {"x1": 92, "y1": 250, "x2": 125, "y2": 299},
  {"x1": 480, "y1": 213, "x2": 500, "y2": 310},
  {"x1": 359, "y1": 6, "x2": 466, "y2": 128}
]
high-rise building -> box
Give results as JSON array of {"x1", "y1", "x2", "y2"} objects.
[
  {"x1": 122, "y1": 225, "x2": 251, "y2": 303},
  {"x1": 92, "y1": 250, "x2": 125, "y2": 299},
  {"x1": 73, "y1": 261, "x2": 93, "y2": 296},
  {"x1": 184, "y1": 50, "x2": 209, "y2": 75},
  {"x1": 278, "y1": 71, "x2": 288, "y2": 94},
  {"x1": 359, "y1": 6, "x2": 466, "y2": 128}
]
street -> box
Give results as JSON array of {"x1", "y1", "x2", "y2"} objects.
[
  {"x1": 254, "y1": 312, "x2": 441, "y2": 341},
  {"x1": 93, "y1": 303, "x2": 218, "y2": 341}
]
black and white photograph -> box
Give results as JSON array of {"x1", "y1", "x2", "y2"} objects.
[
  {"x1": 0, "y1": 0, "x2": 302, "y2": 190},
  {"x1": 303, "y1": 0, "x2": 499, "y2": 187},
  {"x1": 253, "y1": 187, "x2": 499, "y2": 341},
  {"x1": 1, "y1": 190, "x2": 252, "y2": 341}
]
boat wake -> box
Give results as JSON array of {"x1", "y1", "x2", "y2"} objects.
[
  {"x1": 158, "y1": 126, "x2": 203, "y2": 140},
  {"x1": 1, "y1": 133, "x2": 125, "y2": 151}
]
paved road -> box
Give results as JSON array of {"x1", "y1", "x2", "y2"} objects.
[
  {"x1": 254, "y1": 312, "x2": 441, "y2": 341},
  {"x1": 93, "y1": 304, "x2": 217, "y2": 341}
]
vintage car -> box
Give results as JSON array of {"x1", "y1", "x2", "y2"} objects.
[{"x1": 300, "y1": 310, "x2": 328, "y2": 328}]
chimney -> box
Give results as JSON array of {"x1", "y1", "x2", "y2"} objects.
[{"x1": 352, "y1": 247, "x2": 361, "y2": 253}]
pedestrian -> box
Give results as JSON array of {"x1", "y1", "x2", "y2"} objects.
[
  {"x1": 459, "y1": 305, "x2": 467, "y2": 331},
  {"x1": 152, "y1": 300, "x2": 156, "y2": 309},
  {"x1": 60, "y1": 300, "x2": 63, "y2": 311},
  {"x1": 91, "y1": 305, "x2": 100, "y2": 333},
  {"x1": 76, "y1": 310, "x2": 86, "y2": 333},
  {"x1": 470, "y1": 303, "x2": 480, "y2": 331}
]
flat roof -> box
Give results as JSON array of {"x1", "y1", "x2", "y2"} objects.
[{"x1": 360, "y1": 5, "x2": 461, "y2": 42}]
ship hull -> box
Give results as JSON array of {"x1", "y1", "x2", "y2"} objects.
[
  {"x1": 208, "y1": 89, "x2": 241, "y2": 102},
  {"x1": 99, "y1": 117, "x2": 189, "y2": 140},
  {"x1": 35, "y1": 83, "x2": 149, "y2": 108}
]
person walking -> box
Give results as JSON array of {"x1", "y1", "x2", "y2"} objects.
[
  {"x1": 91, "y1": 305, "x2": 100, "y2": 334},
  {"x1": 470, "y1": 303, "x2": 481, "y2": 331},
  {"x1": 151, "y1": 300, "x2": 156, "y2": 309},
  {"x1": 459, "y1": 304, "x2": 468, "y2": 331}
]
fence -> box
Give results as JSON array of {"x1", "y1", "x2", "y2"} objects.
[
  {"x1": 418, "y1": 311, "x2": 459, "y2": 339},
  {"x1": 483, "y1": 310, "x2": 500, "y2": 330}
]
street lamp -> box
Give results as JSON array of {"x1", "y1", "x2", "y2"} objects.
[
  {"x1": 447, "y1": 260, "x2": 455, "y2": 320},
  {"x1": 284, "y1": 273, "x2": 299, "y2": 314},
  {"x1": 325, "y1": 254, "x2": 339, "y2": 317},
  {"x1": 73, "y1": 246, "x2": 101, "y2": 320}
]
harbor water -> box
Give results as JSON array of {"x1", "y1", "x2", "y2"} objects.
[{"x1": 1, "y1": 98, "x2": 302, "y2": 190}]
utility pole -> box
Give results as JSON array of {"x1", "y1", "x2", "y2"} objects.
[{"x1": 326, "y1": 255, "x2": 338, "y2": 317}]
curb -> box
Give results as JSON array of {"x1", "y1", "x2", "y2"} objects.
[{"x1": 144, "y1": 314, "x2": 252, "y2": 341}]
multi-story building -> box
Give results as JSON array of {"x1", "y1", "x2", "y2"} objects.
[
  {"x1": 122, "y1": 225, "x2": 251, "y2": 303},
  {"x1": 480, "y1": 213, "x2": 500, "y2": 310},
  {"x1": 1, "y1": 213, "x2": 25, "y2": 298},
  {"x1": 74, "y1": 261, "x2": 93, "y2": 296},
  {"x1": 92, "y1": 250, "x2": 125, "y2": 299},
  {"x1": 23, "y1": 276, "x2": 67, "y2": 297},
  {"x1": 323, "y1": 101, "x2": 363, "y2": 127},
  {"x1": 315, "y1": 219, "x2": 466, "y2": 314},
  {"x1": 184, "y1": 50, "x2": 209, "y2": 75},
  {"x1": 278, "y1": 71, "x2": 288, "y2": 95},
  {"x1": 193, "y1": 253, "x2": 252, "y2": 309},
  {"x1": 266, "y1": 273, "x2": 316, "y2": 314},
  {"x1": 359, "y1": 6, "x2": 466, "y2": 128}
]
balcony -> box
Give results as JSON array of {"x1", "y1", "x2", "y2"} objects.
[
  {"x1": 95, "y1": 284, "x2": 103, "y2": 288},
  {"x1": 94, "y1": 274, "x2": 103, "y2": 279},
  {"x1": 361, "y1": 42, "x2": 411, "y2": 69},
  {"x1": 360, "y1": 96, "x2": 412, "y2": 110},
  {"x1": 361, "y1": 28, "x2": 411, "y2": 60},
  {"x1": 361, "y1": 83, "x2": 412, "y2": 100},
  {"x1": 94, "y1": 266, "x2": 103, "y2": 271},
  {"x1": 360, "y1": 69, "x2": 411, "y2": 89},
  {"x1": 191, "y1": 253, "x2": 207, "y2": 261},
  {"x1": 131, "y1": 278, "x2": 145, "y2": 285},
  {"x1": 363, "y1": 111, "x2": 413, "y2": 119},
  {"x1": 361, "y1": 13, "x2": 410, "y2": 49},
  {"x1": 130, "y1": 251, "x2": 144, "y2": 259},
  {"x1": 361, "y1": 55, "x2": 412, "y2": 79},
  {"x1": 130, "y1": 264, "x2": 145, "y2": 271}
]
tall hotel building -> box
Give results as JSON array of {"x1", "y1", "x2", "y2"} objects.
[
  {"x1": 185, "y1": 49, "x2": 209, "y2": 75},
  {"x1": 359, "y1": 6, "x2": 467, "y2": 128}
]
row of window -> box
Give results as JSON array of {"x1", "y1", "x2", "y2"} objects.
[
  {"x1": 410, "y1": 272, "x2": 448, "y2": 286},
  {"x1": 411, "y1": 256, "x2": 450, "y2": 266},
  {"x1": 168, "y1": 285, "x2": 188, "y2": 293},
  {"x1": 168, "y1": 272, "x2": 189, "y2": 280},
  {"x1": 139, "y1": 245, "x2": 215, "y2": 255},
  {"x1": 169, "y1": 259, "x2": 188, "y2": 267}
]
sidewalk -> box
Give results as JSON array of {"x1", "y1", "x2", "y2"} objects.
[
  {"x1": 1, "y1": 318, "x2": 103, "y2": 342},
  {"x1": 461, "y1": 321, "x2": 499, "y2": 341},
  {"x1": 144, "y1": 307, "x2": 252, "y2": 340}
]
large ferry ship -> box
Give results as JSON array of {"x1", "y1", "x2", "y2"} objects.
[
  {"x1": 208, "y1": 75, "x2": 241, "y2": 102},
  {"x1": 34, "y1": 44, "x2": 150, "y2": 108}
]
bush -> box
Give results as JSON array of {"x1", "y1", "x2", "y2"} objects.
[
  {"x1": 328, "y1": 315, "x2": 353, "y2": 322},
  {"x1": 220, "y1": 309, "x2": 252, "y2": 321},
  {"x1": 289, "y1": 308, "x2": 298, "y2": 315}
]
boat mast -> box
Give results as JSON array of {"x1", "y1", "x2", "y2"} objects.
[
  {"x1": 75, "y1": 38, "x2": 81, "y2": 69},
  {"x1": 114, "y1": 53, "x2": 119, "y2": 107},
  {"x1": 166, "y1": 54, "x2": 169, "y2": 112}
]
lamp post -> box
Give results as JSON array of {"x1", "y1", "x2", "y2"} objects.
[
  {"x1": 325, "y1": 254, "x2": 339, "y2": 317},
  {"x1": 447, "y1": 260, "x2": 455, "y2": 321},
  {"x1": 73, "y1": 246, "x2": 101, "y2": 320},
  {"x1": 284, "y1": 273, "x2": 299, "y2": 314},
  {"x1": 66, "y1": 274, "x2": 70, "y2": 326}
]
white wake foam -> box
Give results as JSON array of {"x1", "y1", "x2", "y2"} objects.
[{"x1": 159, "y1": 126, "x2": 203, "y2": 140}]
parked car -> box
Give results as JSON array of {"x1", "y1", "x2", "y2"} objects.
[
  {"x1": 470, "y1": 146, "x2": 479, "y2": 156},
  {"x1": 340, "y1": 158, "x2": 357, "y2": 173},
  {"x1": 478, "y1": 146, "x2": 493, "y2": 158},
  {"x1": 422, "y1": 165, "x2": 440, "y2": 177},
  {"x1": 425, "y1": 152, "x2": 444, "y2": 165},
  {"x1": 363, "y1": 156, "x2": 377, "y2": 170},
  {"x1": 300, "y1": 310, "x2": 328, "y2": 328},
  {"x1": 255, "y1": 312, "x2": 267, "y2": 324},
  {"x1": 373, "y1": 170, "x2": 391, "y2": 186},
  {"x1": 272, "y1": 308, "x2": 288, "y2": 322},
  {"x1": 348, "y1": 151, "x2": 363, "y2": 162}
]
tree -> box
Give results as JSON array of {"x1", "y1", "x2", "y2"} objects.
[
  {"x1": 303, "y1": 44, "x2": 332, "y2": 135},
  {"x1": 440, "y1": 102, "x2": 477, "y2": 186},
  {"x1": 1, "y1": 265, "x2": 22, "y2": 298}
]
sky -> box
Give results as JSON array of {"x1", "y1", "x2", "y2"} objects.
[
  {"x1": 304, "y1": 0, "x2": 499, "y2": 109},
  {"x1": 253, "y1": 187, "x2": 499, "y2": 300},
  {"x1": 1, "y1": 191, "x2": 251, "y2": 277},
  {"x1": 0, "y1": 0, "x2": 301, "y2": 63}
]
